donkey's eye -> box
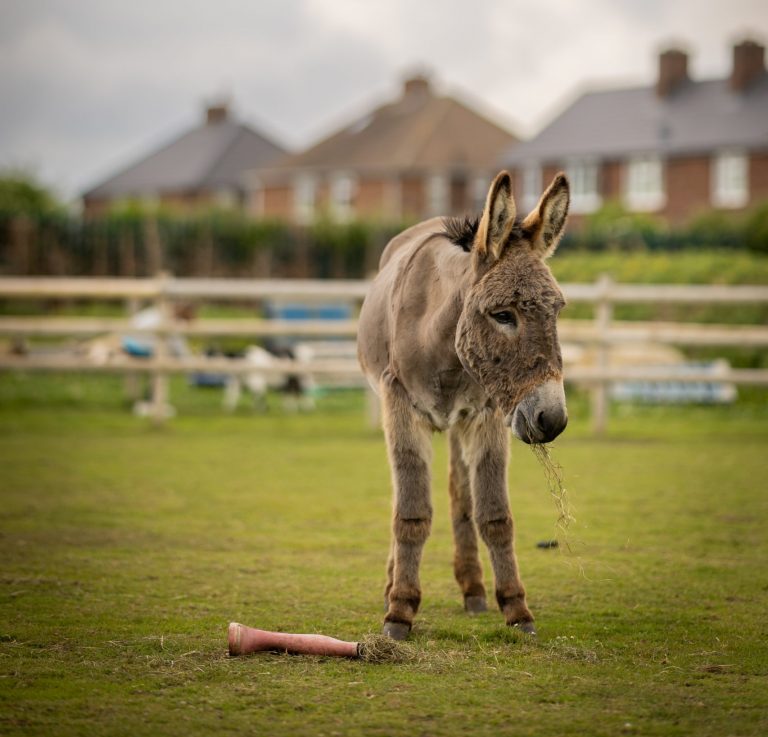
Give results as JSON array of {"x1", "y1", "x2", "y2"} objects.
[{"x1": 490, "y1": 310, "x2": 517, "y2": 326}]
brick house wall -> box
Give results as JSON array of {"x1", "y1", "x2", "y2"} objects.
[
  {"x1": 663, "y1": 156, "x2": 711, "y2": 222},
  {"x1": 260, "y1": 186, "x2": 292, "y2": 220},
  {"x1": 601, "y1": 161, "x2": 622, "y2": 201},
  {"x1": 400, "y1": 176, "x2": 425, "y2": 220},
  {"x1": 355, "y1": 179, "x2": 388, "y2": 218},
  {"x1": 510, "y1": 150, "x2": 768, "y2": 229},
  {"x1": 750, "y1": 152, "x2": 768, "y2": 201}
]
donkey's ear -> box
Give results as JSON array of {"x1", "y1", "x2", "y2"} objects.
[
  {"x1": 522, "y1": 173, "x2": 570, "y2": 259},
  {"x1": 475, "y1": 171, "x2": 517, "y2": 263}
]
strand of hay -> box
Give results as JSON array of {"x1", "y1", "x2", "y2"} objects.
[
  {"x1": 530, "y1": 442, "x2": 574, "y2": 537},
  {"x1": 529, "y1": 442, "x2": 590, "y2": 579}
]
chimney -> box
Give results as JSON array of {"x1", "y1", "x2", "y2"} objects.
[
  {"x1": 403, "y1": 74, "x2": 431, "y2": 98},
  {"x1": 206, "y1": 103, "x2": 229, "y2": 125},
  {"x1": 730, "y1": 39, "x2": 765, "y2": 92},
  {"x1": 656, "y1": 48, "x2": 689, "y2": 97}
]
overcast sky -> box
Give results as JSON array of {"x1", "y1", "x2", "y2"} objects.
[{"x1": 1, "y1": 0, "x2": 766, "y2": 201}]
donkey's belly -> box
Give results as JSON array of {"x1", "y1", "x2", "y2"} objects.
[{"x1": 409, "y1": 368, "x2": 489, "y2": 432}]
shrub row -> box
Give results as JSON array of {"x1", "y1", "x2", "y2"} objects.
[{"x1": 2, "y1": 174, "x2": 768, "y2": 277}]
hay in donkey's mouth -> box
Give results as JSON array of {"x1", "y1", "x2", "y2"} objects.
[{"x1": 530, "y1": 442, "x2": 575, "y2": 543}]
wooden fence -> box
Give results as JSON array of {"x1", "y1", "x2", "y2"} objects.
[{"x1": 1, "y1": 275, "x2": 767, "y2": 431}]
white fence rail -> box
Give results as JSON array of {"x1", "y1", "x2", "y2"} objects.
[{"x1": 1, "y1": 275, "x2": 767, "y2": 430}]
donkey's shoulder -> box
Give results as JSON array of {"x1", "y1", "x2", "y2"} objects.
[{"x1": 379, "y1": 217, "x2": 447, "y2": 270}]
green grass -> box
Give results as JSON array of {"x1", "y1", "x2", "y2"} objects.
[{"x1": 1, "y1": 377, "x2": 768, "y2": 736}]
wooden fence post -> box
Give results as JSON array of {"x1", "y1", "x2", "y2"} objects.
[
  {"x1": 591, "y1": 273, "x2": 613, "y2": 435},
  {"x1": 124, "y1": 296, "x2": 141, "y2": 403},
  {"x1": 150, "y1": 272, "x2": 171, "y2": 424}
]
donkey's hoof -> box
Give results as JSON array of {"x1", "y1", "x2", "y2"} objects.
[
  {"x1": 464, "y1": 595, "x2": 488, "y2": 614},
  {"x1": 382, "y1": 621, "x2": 411, "y2": 641},
  {"x1": 510, "y1": 620, "x2": 537, "y2": 636}
]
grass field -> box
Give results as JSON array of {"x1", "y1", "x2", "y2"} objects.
[{"x1": 1, "y1": 377, "x2": 767, "y2": 736}]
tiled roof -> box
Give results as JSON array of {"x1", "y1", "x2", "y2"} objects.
[
  {"x1": 257, "y1": 80, "x2": 517, "y2": 181},
  {"x1": 84, "y1": 117, "x2": 285, "y2": 199},
  {"x1": 504, "y1": 74, "x2": 768, "y2": 164}
]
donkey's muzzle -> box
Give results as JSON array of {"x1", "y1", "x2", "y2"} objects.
[{"x1": 509, "y1": 379, "x2": 568, "y2": 445}]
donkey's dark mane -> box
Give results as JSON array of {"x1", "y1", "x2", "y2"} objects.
[
  {"x1": 442, "y1": 215, "x2": 479, "y2": 252},
  {"x1": 442, "y1": 215, "x2": 526, "y2": 252}
]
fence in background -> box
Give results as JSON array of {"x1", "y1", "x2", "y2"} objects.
[{"x1": 1, "y1": 275, "x2": 767, "y2": 431}]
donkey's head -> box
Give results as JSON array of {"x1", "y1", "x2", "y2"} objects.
[{"x1": 455, "y1": 171, "x2": 570, "y2": 444}]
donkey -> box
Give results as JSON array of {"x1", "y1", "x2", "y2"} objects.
[{"x1": 357, "y1": 171, "x2": 570, "y2": 640}]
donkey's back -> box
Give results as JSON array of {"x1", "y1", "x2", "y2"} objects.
[{"x1": 358, "y1": 217, "x2": 474, "y2": 414}]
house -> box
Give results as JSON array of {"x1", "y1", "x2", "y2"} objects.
[
  {"x1": 247, "y1": 75, "x2": 518, "y2": 223},
  {"x1": 503, "y1": 40, "x2": 768, "y2": 224},
  {"x1": 82, "y1": 103, "x2": 285, "y2": 215}
]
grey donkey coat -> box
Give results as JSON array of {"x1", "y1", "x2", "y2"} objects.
[{"x1": 358, "y1": 171, "x2": 571, "y2": 640}]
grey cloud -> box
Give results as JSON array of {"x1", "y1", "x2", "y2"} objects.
[{"x1": 0, "y1": 0, "x2": 766, "y2": 200}]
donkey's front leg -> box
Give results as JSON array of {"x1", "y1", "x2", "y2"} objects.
[
  {"x1": 380, "y1": 372, "x2": 433, "y2": 640},
  {"x1": 463, "y1": 408, "x2": 535, "y2": 634}
]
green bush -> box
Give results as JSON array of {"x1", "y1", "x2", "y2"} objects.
[
  {"x1": 581, "y1": 200, "x2": 668, "y2": 250},
  {"x1": 743, "y1": 201, "x2": 768, "y2": 254},
  {"x1": 0, "y1": 171, "x2": 61, "y2": 215},
  {"x1": 561, "y1": 198, "x2": 768, "y2": 253},
  {"x1": 2, "y1": 179, "x2": 768, "y2": 276}
]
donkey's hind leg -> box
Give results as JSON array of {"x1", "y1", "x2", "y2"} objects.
[
  {"x1": 460, "y1": 408, "x2": 535, "y2": 634},
  {"x1": 380, "y1": 371, "x2": 433, "y2": 640},
  {"x1": 448, "y1": 426, "x2": 487, "y2": 613}
]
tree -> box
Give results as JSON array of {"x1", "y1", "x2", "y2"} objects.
[{"x1": 0, "y1": 172, "x2": 60, "y2": 214}]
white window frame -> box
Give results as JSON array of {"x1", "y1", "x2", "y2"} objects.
[
  {"x1": 712, "y1": 150, "x2": 748, "y2": 209},
  {"x1": 566, "y1": 158, "x2": 601, "y2": 214},
  {"x1": 293, "y1": 174, "x2": 317, "y2": 224},
  {"x1": 471, "y1": 174, "x2": 490, "y2": 212},
  {"x1": 329, "y1": 172, "x2": 356, "y2": 222},
  {"x1": 427, "y1": 172, "x2": 449, "y2": 217},
  {"x1": 624, "y1": 155, "x2": 665, "y2": 212},
  {"x1": 521, "y1": 162, "x2": 542, "y2": 212},
  {"x1": 248, "y1": 178, "x2": 265, "y2": 218}
]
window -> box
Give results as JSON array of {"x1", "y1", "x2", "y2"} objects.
[
  {"x1": 625, "y1": 155, "x2": 665, "y2": 211},
  {"x1": 566, "y1": 159, "x2": 601, "y2": 213},
  {"x1": 427, "y1": 173, "x2": 449, "y2": 216},
  {"x1": 521, "y1": 163, "x2": 542, "y2": 212},
  {"x1": 293, "y1": 174, "x2": 317, "y2": 224},
  {"x1": 712, "y1": 151, "x2": 748, "y2": 208},
  {"x1": 330, "y1": 172, "x2": 356, "y2": 221}
]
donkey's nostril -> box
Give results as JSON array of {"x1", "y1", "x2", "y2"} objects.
[{"x1": 536, "y1": 408, "x2": 568, "y2": 442}]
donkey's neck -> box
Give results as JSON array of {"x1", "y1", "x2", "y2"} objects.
[{"x1": 388, "y1": 242, "x2": 486, "y2": 430}]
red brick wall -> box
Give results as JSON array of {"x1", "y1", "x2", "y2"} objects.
[
  {"x1": 749, "y1": 151, "x2": 768, "y2": 202},
  {"x1": 601, "y1": 160, "x2": 622, "y2": 201},
  {"x1": 542, "y1": 165, "x2": 560, "y2": 188},
  {"x1": 450, "y1": 176, "x2": 468, "y2": 214},
  {"x1": 662, "y1": 155, "x2": 711, "y2": 223},
  {"x1": 510, "y1": 150, "x2": 768, "y2": 232},
  {"x1": 355, "y1": 179, "x2": 388, "y2": 218},
  {"x1": 82, "y1": 198, "x2": 109, "y2": 217},
  {"x1": 401, "y1": 176, "x2": 425, "y2": 220},
  {"x1": 262, "y1": 186, "x2": 293, "y2": 220}
]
